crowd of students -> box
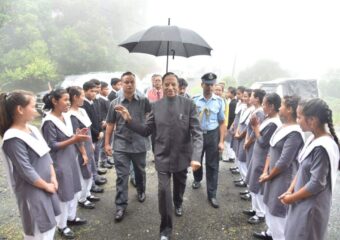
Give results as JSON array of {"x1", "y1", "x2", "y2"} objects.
[{"x1": 0, "y1": 71, "x2": 339, "y2": 240}]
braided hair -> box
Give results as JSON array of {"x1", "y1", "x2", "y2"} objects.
[{"x1": 302, "y1": 98, "x2": 340, "y2": 170}]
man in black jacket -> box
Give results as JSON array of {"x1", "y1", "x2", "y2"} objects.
[
  {"x1": 82, "y1": 80, "x2": 107, "y2": 191},
  {"x1": 108, "y1": 77, "x2": 122, "y2": 102}
]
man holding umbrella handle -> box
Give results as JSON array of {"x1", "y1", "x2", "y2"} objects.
[{"x1": 114, "y1": 72, "x2": 203, "y2": 240}]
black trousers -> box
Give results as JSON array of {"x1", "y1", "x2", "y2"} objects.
[
  {"x1": 193, "y1": 127, "x2": 220, "y2": 199},
  {"x1": 158, "y1": 169, "x2": 187, "y2": 237},
  {"x1": 113, "y1": 151, "x2": 146, "y2": 210}
]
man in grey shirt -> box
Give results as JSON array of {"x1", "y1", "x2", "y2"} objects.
[{"x1": 104, "y1": 71, "x2": 151, "y2": 222}]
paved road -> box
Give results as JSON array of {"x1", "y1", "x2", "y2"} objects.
[{"x1": 1, "y1": 149, "x2": 339, "y2": 240}]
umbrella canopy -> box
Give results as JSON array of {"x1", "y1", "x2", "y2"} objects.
[{"x1": 119, "y1": 23, "x2": 212, "y2": 71}]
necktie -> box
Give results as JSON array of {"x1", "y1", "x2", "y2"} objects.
[{"x1": 156, "y1": 91, "x2": 160, "y2": 100}]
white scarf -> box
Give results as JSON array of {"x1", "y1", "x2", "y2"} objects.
[
  {"x1": 259, "y1": 116, "x2": 282, "y2": 132},
  {"x1": 269, "y1": 124, "x2": 304, "y2": 147},
  {"x1": 235, "y1": 101, "x2": 246, "y2": 114},
  {"x1": 68, "y1": 108, "x2": 92, "y2": 128},
  {"x1": 298, "y1": 135, "x2": 339, "y2": 192},
  {"x1": 1, "y1": 125, "x2": 51, "y2": 192},
  {"x1": 42, "y1": 112, "x2": 74, "y2": 137},
  {"x1": 239, "y1": 105, "x2": 255, "y2": 124}
]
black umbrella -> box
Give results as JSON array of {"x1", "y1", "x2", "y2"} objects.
[{"x1": 119, "y1": 19, "x2": 212, "y2": 72}]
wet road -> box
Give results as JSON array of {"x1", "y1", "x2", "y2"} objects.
[{"x1": 1, "y1": 150, "x2": 339, "y2": 239}]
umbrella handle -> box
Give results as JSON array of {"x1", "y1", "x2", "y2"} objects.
[{"x1": 171, "y1": 49, "x2": 175, "y2": 59}]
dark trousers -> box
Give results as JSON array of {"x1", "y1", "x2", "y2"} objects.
[
  {"x1": 113, "y1": 151, "x2": 146, "y2": 210},
  {"x1": 193, "y1": 127, "x2": 220, "y2": 199},
  {"x1": 158, "y1": 169, "x2": 187, "y2": 237}
]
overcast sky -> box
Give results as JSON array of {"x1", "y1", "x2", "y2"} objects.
[{"x1": 121, "y1": 0, "x2": 340, "y2": 79}]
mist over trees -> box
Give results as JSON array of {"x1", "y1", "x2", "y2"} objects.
[
  {"x1": 319, "y1": 68, "x2": 340, "y2": 98},
  {"x1": 237, "y1": 59, "x2": 290, "y2": 87},
  {"x1": 0, "y1": 0, "x2": 155, "y2": 92}
]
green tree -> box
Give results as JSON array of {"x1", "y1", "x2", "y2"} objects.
[{"x1": 237, "y1": 59, "x2": 290, "y2": 87}]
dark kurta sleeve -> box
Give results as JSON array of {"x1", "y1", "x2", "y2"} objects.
[
  {"x1": 144, "y1": 98, "x2": 152, "y2": 114},
  {"x1": 42, "y1": 121, "x2": 61, "y2": 151},
  {"x1": 305, "y1": 146, "x2": 330, "y2": 195},
  {"x1": 189, "y1": 100, "x2": 203, "y2": 161},
  {"x1": 275, "y1": 132, "x2": 303, "y2": 170},
  {"x1": 3, "y1": 139, "x2": 41, "y2": 185},
  {"x1": 257, "y1": 123, "x2": 278, "y2": 148},
  {"x1": 126, "y1": 110, "x2": 155, "y2": 137}
]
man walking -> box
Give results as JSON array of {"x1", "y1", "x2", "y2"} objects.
[
  {"x1": 192, "y1": 72, "x2": 226, "y2": 208},
  {"x1": 114, "y1": 72, "x2": 203, "y2": 240},
  {"x1": 104, "y1": 72, "x2": 151, "y2": 222}
]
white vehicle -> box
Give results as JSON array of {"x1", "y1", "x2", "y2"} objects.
[{"x1": 251, "y1": 78, "x2": 319, "y2": 99}]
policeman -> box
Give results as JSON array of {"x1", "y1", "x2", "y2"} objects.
[{"x1": 192, "y1": 72, "x2": 226, "y2": 208}]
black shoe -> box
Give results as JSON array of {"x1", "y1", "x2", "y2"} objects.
[
  {"x1": 231, "y1": 169, "x2": 240, "y2": 175},
  {"x1": 58, "y1": 227, "x2": 75, "y2": 239},
  {"x1": 240, "y1": 193, "x2": 251, "y2": 201},
  {"x1": 223, "y1": 158, "x2": 235, "y2": 162},
  {"x1": 175, "y1": 206, "x2": 183, "y2": 217},
  {"x1": 137, "y1": 192, "x2": 146, "y2": 203},
  {"x1": 253, "y1": 231, "x2": 273, "y2": 240},
  {"x1": 233, "y1": 178, "x2": 244, "y2": 183},
  {"x1": 101, "y1": 162, "x2": 113, "y2": 169},
  {"x1": 130, "y1": 177, "x2": 136, "y2": 187},
  {"x1": 192, "y1": 181, "x2": 201, "y2": 189},
  {"x1": 209, "y1": 197, "x2": 219, "y2": 208},
  {"x1": 87, "y1": 195, "x2": 100, "y2": 202},
  {"x1": 239, "y1": 190, "x2": 250, "y2": 195},
  {"x1": 67, "y1": 217, "x2": 87, "y2": 226},
  {"x1": 78, "y1": 200, "x2": 95, "y2": 209},
  {"x1": 229, "y1": 166, "x2": 238, "y2": 171},
  {"x1": 248, "y1": 216, "x2": 265, "y2": 224},
  {"x1": 97, "y1": 168, "x2": 107, "y2": 175},
  {"x1": 242, "y1": 209, "x2": 256, "y2": 216},
  {"x1": 90, "y1": 184, "x2": 104, "y2": 193},
  {"x1": 234, "y1": 181, "x2": 247, "y2": 187},
  {"x1": 114, "y1": 209, "x2": 125, "y2": 222},
  {"x1": 95, "y1": 176, "x2": 107, "y2": 185},
  {"x1": 107, "y1": 159, "x2": 115, "y2": 165}
]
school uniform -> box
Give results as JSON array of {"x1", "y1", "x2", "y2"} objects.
[
  {"x1": 245, "y1": 117, "x2": 281, "y2": 218},
  {"x1": 263, "y1": 125, "x2": 304, "y2": 240},
  {"x1": 245, "y1": 108, "x2": 265, "y2": 168},
  {"x1": 224, "y1": 98, "x2": 237, "y2": 160},
  {"x1": 97, "y1": 95, "x2": 111, "y2": 166},
  {"x1": 1, "y1": 125, "x2": 61, "y2": 239},
  {"x1": 237, "y1": 106, "x2": 255, "y2": 179},
  {"x1": 231, "y1": 102, "x2": 246, "y2": 157},
  {"x1": 285, "y1": 135, "x2": 339, "y2": 240},
  {"x1": 68, "y1": 108, "x2": 94, "y2": 204},
  {"x1": 41, "y1": 113, "x2": 82, "y2": 230}
]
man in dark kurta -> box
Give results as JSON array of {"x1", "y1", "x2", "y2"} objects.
[{"x1": 114, "y1": 72, "x2": 203, "y2": 240}]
